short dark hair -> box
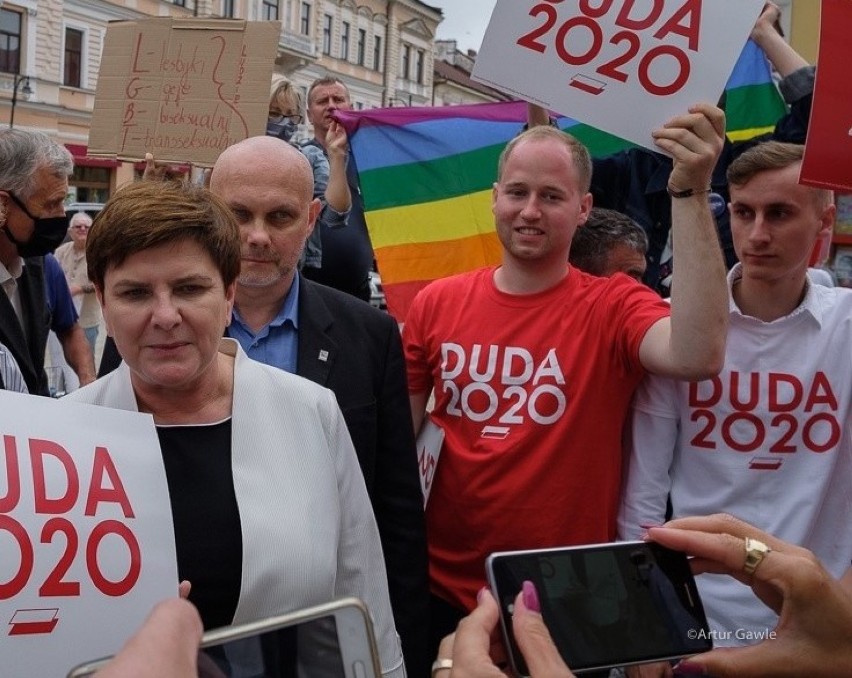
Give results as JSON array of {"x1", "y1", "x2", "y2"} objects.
[
  {"x1": 727, "y1": 141, "x2": 804, "y2": 186},
  {"x1": 87, "y1": 181, "x2": 240, "y2": 290},
  {"x1": 307, "y1": 77, "x2": 349, "y2": 106},
  {"x1": 498, "y1": 126, "x2": 592, "y2": 194},
  {"x1": 727, "y1": 141, "x2": 832, "y2": 209},
  {"x1": 570, "y1": 207, "x2": 648, "y2": 276}
]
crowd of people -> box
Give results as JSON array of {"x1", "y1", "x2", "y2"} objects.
[{"x1": 2, "y1": 2, "x2": 852, "y2": 677}]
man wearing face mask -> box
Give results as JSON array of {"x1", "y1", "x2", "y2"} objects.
[
  {"x1": 268, "y1": 75, "x2": 350, "y2": 282},
  {"x1": 0, "y1": 130, "x2": 96, "y2": 395}
]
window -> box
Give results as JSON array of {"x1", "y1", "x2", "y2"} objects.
[
  {"x1": 356, "y1": 28, "x2": 366, "y2": 66},
  {"x1": 415, "y1": 49, "x2": 424, "y2": 84},
  {"x1": 373, "y1": 35, "x2": 383, "y2": 72},
  {"x1": 264, "y1": 0, "x2": 279, "y2": 21},
  {"x1": 222, "y1": 0, "x2": 235, "y2": 18},
  {"x1": 172, "y1": 0, "x2": 186, "y2": 6},
  {"x1": 322, "y1": 14, "x2": 332, "y2": 55},
  {"x1": 0, "y1": 8, "x2": 22, "y2": 74},
  {"x1": 401, "y1": 44, "x2": 410, "y2": 80},
  {"x1": 340, "y1": 21, "x2": 350, "y2": 60},
  {"x1": 300, "y1": 2, "x2": 311, "y2": 35},
  {"x1": 63, "y1": 28, "x2": 83, "y2": 88}
]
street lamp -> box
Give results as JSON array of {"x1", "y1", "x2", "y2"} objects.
[{"x1": 9, "y1": 75, "x2": 32, "y2": 129}]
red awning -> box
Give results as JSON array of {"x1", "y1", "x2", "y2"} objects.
[{"x1": 65, "y1": 143, "x2": 121, "y2": 169}]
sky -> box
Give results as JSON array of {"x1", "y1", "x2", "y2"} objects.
[{"x1": 428, "y1": 0, "x2": 498, "y2": 54}]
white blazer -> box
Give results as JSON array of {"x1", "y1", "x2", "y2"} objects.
[{"x1": 66, "y1": 338, "x2": 404, "y2": 676}]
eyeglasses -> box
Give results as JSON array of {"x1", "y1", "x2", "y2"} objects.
[
  {"x1": 71, "y1": 224, "x2": 90, "y2": 231},
  {"x1": 268, "y1": 112, "x2": 303, "y2": 125}
]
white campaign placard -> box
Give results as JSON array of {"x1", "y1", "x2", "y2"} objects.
[
  {"x1": 473, "y1": 0, "x2": 765, "y2": 151},
  {"x1": 0, "y1": 391, "x2": 178, "y2": 678},
  {"x1": 416, "y1": 417, "x2": 444, "y2": 507}
]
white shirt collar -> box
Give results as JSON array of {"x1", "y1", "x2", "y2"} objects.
[{"x1": 727, "y1": 263, "x2": 823, "y2": 326}]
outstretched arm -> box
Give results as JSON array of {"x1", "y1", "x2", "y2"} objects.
[
  {"x1": 638, "y1": 104, "x2": 728, "y2": 379},
  {"x1": 751, "y1": 2, "x2": 808, "y2": 79}
]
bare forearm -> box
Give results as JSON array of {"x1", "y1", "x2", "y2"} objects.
[
  {"x1": 409, "y1": 391, "x2": 429, "y2": 438},
  {"x1": 325, "y1": 152, "x2": 351, "y2": 213},
  {"x1": 59, "y1": 325, "x2": 97, "y2": 385},
  {"x1": 752, "y1": 24, "x2": 808, "y2": 78},
  {"x1": 526, "y1": 103, "x2": 551, "y2": 127},
  {"x1": 668, "y1": 194, "x2": 728, "y2": 378}
]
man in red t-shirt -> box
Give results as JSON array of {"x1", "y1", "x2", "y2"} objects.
[{"x1": 403, "y1": 106, "x2": 730, "y2": 653}]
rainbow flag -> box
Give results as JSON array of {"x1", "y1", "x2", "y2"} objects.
[{"x1": 337, "y1": 41, "x2": 786, "y2": 321}]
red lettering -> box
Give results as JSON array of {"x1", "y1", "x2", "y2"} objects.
[
  {"x1": 653, "y1": 0, "x2": 702, "y2": 52},
  {"x1": 615, "y1": 0, "x2": 664, "y2": 30},
  {"x1": 39, "y1": 518, "x2": 81, "y2": 597},
  {"x1": 418, "y1": 448, "x2": 430, "y2": 477},
  {"x1": 768, "y1": 373, "x2": 803, "y2": 412},
  {"x1": 0, "y1": 515, "x2": 33, "y2": 600},
  {"x1": 87, "y1": 520, "x2": 142, "y2": 597},
  {"x1": 30, "y1": 439, "x2": 79, "y2": 514},
  {"x1": 0, "y1": 435, "x2": 21, "y2": 512},
  {"x1": 123, "y1": 103, "x2": 136, "y2": 126},
  {"x1": 804, "y1": 372, "x2": 838, "y2": 411},
  {"x1": 769, "y1": 414, "x2": 797, "y2": 453},
  {"x1": 730, "y1": 372, "x2": 759, "y2": 412},
  {"x1": 689, "y1": 409, "x2": 716, "y2": 449},
  {"x1": 689, "y1": 377, "x2": 721, "y2": 407},
  {"x1": 721, "y1": 412, "x2": 765, "y2": 453},
  {"x1": 85, "y1": 447, "x2": 135, "y2": 518},
  {"x1": 597, "y1": 31, "x2": 641, "y2": 82},
  {"x1": 802, "y1": 413, "x2": 841, "y2": 452},
  {"x1": 637, "y1": 45, "x2": 691, "y2": 96},
  {"x1": 131, "y1": 33, "x2": 150, "y2": 73},
  {"x1": 556, "y1": 16, "x2": 603, "y2": 66},
  {"x1": 579, "y1": 0, "x2": 615, "y2": 18}
]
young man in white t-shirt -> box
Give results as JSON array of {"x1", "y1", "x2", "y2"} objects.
[{"x1": 619, "y1": 141, "x2": 852, "y2": 647}]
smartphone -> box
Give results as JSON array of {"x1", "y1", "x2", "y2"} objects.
[
  {"x1": 486, "y1": 541, "x2": 713, "y2": 676},
  {"x1": 66, "y1": 597, "x2": 381, "y2": 678}
]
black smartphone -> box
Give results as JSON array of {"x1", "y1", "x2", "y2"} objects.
[
  {"x1": 66, "y1": 597, "x2": 381, "y2": 678},
  {"x1": 486, "y1": 541, "x2": 713, "y2": 676}
]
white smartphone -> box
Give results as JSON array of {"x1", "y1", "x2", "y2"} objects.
[
  {"x1": 486, "y1": 541, "x2": 713, "y2": 676},
  {"x1": 66, "y1": 597, "x2": 381, "y2": 678}
]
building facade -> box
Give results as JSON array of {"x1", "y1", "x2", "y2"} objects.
[
  {"x1": 432, "y1": 39, "x2": 509, "y2": 107},
  {"x1": 0, "y1": 0, "x2": 442, "y2": 199}
]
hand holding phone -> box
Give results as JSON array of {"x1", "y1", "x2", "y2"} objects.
[
  {"x1": 438, "y1": 586, "x2": 574, "y2": 678},
  {"x1": 67, "y1": 597, "x2": 380, "y2": 678},
  {"x1": 486, "y1": 542, "x2": 712, "y2": 676}
]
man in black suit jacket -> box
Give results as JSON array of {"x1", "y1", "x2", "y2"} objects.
[{"x1": 211, "y1": 136, "x2": 429, "y2": 677}]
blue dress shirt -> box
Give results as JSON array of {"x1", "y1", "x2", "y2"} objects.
[{"x1": 229, "y1": 275, "x2": 300, "y2": 374}]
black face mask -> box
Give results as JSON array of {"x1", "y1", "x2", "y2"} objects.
[
  {"x1": 1, "y1": 192, "x2": 70, "y2": 257},
  {"x1": 266, "y1": 119, "x2": 298, "y2": 142}
]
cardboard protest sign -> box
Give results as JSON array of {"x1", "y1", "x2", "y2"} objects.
[
  {"x1": 0, "y1": 391, "x2": 177, "y2": 678},
  {"x1": 800, "y1": 0, "x2": 852, "y2": 192},
  {"x1": 472, "y1": 0, "x2": 765, "y2": 152},
  {"x1": 89, "y1": 18, "x2": 279, "y2": 166}
]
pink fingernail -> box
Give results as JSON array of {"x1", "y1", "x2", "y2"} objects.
[
  {"x1": 673, "y1": 660, "x2": 707, "y2": 675},
  {"x1": 476, "y1": 586, "x2": 490, "y2": 604},
  {"x1": 521, "y1": 580, "x2": 540, "y2": 613}
]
